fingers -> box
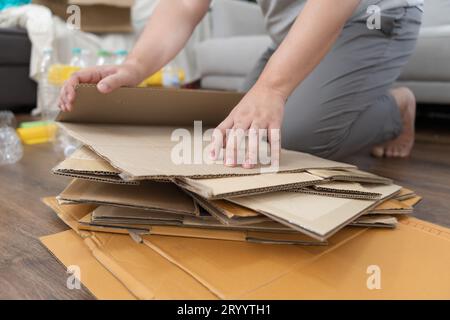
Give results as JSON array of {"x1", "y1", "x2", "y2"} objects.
[
  {"x1": 210, "y1": 116, "x2": 233, "y2": 161},
  {"x1": 243, "y1": 122, "x2": 261, "y2": 169},
  {"x1": 59, "y1": 66, "x2": 117, "y2": 111},
  {"x1": 225, "y1": 121, "x2": 249, "y2": 167},
  {"x1": 97, "y1": 71, "x2": 128, "y2": 93},
  {"x1": 268, "y1": 123, "x2": 281, "y2": 169}
]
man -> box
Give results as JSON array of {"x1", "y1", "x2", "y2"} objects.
[{"x1": 59, "y1": 0, "x2": 423, "y2": 168}]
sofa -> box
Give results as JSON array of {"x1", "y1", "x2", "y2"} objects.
[
  {"x1": 196, "y1": 0, "x2": 450, "y2": 105},
  {"x1": 0, "y1": 27, "x2": 36, "y2": 112}
]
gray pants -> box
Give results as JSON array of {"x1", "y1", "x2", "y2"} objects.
[{"x1": 242, "y1": 7, "x2": 422, "y2": 159}]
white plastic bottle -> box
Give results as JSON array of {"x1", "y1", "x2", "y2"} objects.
[
  {"x1": 69, "y1": 47, "x2": 88, "y2": 68},
  {"x1": 0, "y1": 111, "x2": 23, "y2": 165},
  {"x1": 96, "y1": 49, "x2": 112, "y2": 66},
  {"x1": 37, "y1": 48, "x2": 59, "y2": 120},
  {"x1": 162, "y1": 63, "x2": 181, "y2": 88},
  {"x1": 113, "y1": 50, "x2": 128, "y2": 65}
]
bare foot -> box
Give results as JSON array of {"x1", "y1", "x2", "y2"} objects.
[{"x1": 371, "y1": 87, "x2": 416, "y2": 158}]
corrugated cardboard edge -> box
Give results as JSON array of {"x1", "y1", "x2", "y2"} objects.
[
  {"x1": 228, "y1": 188, "x2": 401, "y2": 242},
  {"x1": 53, "y1": 170, "x2": 139, "y2": 185},
  {"x1": 174, "y1": 177, "x2": 324, "y2": 199},
  {"x1": 293, "y1": 188, "x2": 381, "y2": 201}
]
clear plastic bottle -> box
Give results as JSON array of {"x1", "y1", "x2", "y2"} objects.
[
  {"x1": 69, "y1": 47, "x2": 88, "y2": 68},
  {"x1": 37, "y1": 48, "x2": 59, "y2": 120},
  {"x1": 162, "y1": 63, "x2": 181, "y2": 88},
  {"x1": 96, "y1": 49, "x2": 112, "y2": 66},
  {"x1": 0, "y1": 111, "x2": 23, "y2": 165},
  {"x1": 113, "y1": 49, "x2": 128, "y2": 65},
  {"x1": 53, "y1": 129, "x2": 80, "y2": 158}
]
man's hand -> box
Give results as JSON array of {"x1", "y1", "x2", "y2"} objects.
[
  {"x1": 210, "y1": 84, "x2": 286, "y2": 169},
  {"x1": 59, "y1": 61, "x2": 145, "y2": 111}
]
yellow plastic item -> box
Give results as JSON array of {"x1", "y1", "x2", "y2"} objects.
[
  {"x1": 16, "y1": 123, "x2": 58, "y2": 145},
  {"x1": 140, "y1": 69, "x2": 185, "y2": 87},
  {"x1": 48, "y1": 64, "x2": 81, "y2": 86}
]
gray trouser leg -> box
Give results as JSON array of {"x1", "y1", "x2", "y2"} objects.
[{"x1": 241, "y1": 7, "x2": 422, "y2": 160}]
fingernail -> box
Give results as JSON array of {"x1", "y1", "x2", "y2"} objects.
[
  {"x1": 225, "y1": 157, "x2": 234, "y2": 166},
  {"x1": 97, "y1": 82, "x2": 109, "y2": 92}
]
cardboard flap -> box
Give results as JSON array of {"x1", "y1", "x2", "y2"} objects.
[
  {"x1": 58, "y1": 179, "x2": 198, "y2": 215},
  {"x1": 230, "y1": 184, "x2": 402, "y2": 241},
  {"x1": 56, "y1": 85, "x2": 244, "y2": 127},
  {"x1": 40, "y1": 230, "x2": 137, "y2": 300},
  {"x1": 176, "y1": 172, "x2": 323, "y2": 199}
]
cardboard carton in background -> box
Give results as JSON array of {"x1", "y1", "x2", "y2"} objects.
[{"x1": 33, "y1": 0, "x2": 134, "y2": 33}]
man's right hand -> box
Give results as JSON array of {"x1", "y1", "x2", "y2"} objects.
[{"x1": 59, "y1": 61, "x2": 144, "y2": 111}]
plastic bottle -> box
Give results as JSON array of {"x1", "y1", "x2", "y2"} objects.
[
  {"x1": 53, "y1": 129, "x2": 80, "y2": 157},
  {"x1": 96, "y1": 49, "x2": 112, "y2": 66},
  {"x1": 37, "y1": 48, "x2": 59, "y2": 120},
  {"x1": 0, "y1": 111, "x2": 23, "y2": 165},
  {"x1": 113, "y1": 49, "x2": 128, "y2": 65},
  {"x1": 162, "y1": 63, "x2": 181, "y2": 88},
  {"x1": 70, "y1": 47, "x2": 88, "y2": 68}
]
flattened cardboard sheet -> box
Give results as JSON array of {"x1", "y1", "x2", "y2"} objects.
[
  {"x1": 394, "y1": 188, "x2": 416, "y2": 201},
  {"x1": 45, "y1": 197, "x2": 324, "y2": 245},
  {"x1": 175, "y1": 172, "x2": 323, "y2": 199},
  {"x1": 57, "y1": 179, "x2": 198, "y2": 216},
  {"x1": 40, "y1": 230, "x2": 137, "y2": 300},
  {"x1": 52, "y1": 146, "x2": 138, "y2": 185},
  {"x1": 350, "y1": 215, "x2": 398, "y2": 228},
  {"x1": 57, "y1": 85, "x2": 355, "y2": 180},
  {"x1": 193, "y1": 195, "x2": 403, "y2": 230},
  {"x1": 56, "y1": 85, "x2": 243, "y2": 127},
  {"x1": 190, "y1": 193, "x2": 271, "y2": 226},
  {"x1": 307, "y1": 168, "x2": 393, "y2": 185},
  {"x1": 370, "y1": 198, "x2": 414, "y2": 215},
  {"x1": 141, "y1": 217, "x2": 450, "y2": 299},
  {"x1": 295, "y1": 182, "x2": 382, "y2": 200},
  {"x1": 91, "y1": 205, "x2": 212, "y2": 224},
  {"x1": 230, "y1": 184, "x2": 402, "y2": 241}
]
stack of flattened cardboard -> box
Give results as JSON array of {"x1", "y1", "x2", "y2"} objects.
[{"x1": 41, "y1": 86, "x2": 450, "y2": 299}]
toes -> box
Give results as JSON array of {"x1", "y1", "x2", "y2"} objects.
[
  {"x1": 385, "y1": 147, "x2": 394, "y2": 157},
  {"x1": 371, "y1": 146, "x2": 384, "y2": 158}
]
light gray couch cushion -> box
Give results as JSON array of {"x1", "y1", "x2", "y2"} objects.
[
  {"x1": 201, "y1": 75, "x2": 246, "y2": 91},
  {"x1": 421, "y1": 0, "x2": 450, "y2": 27},
  {"x1": 195, "y1": 35, "x2": 271, "y2": 77},
  {"x1": 399, "y1": 26, "x2": 450, "y2": 81}
]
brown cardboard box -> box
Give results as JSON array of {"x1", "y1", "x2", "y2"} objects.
[{"x1": 33, "y1": 0, "x2": 133, "y2": 33}]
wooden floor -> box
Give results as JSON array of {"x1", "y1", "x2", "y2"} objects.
[
  {"x1": 341, "y1": 113, "x2": 450, "y2": 228},
  {"x1": 0, "y1": 111, "x2": 449, "y2": 299}
]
